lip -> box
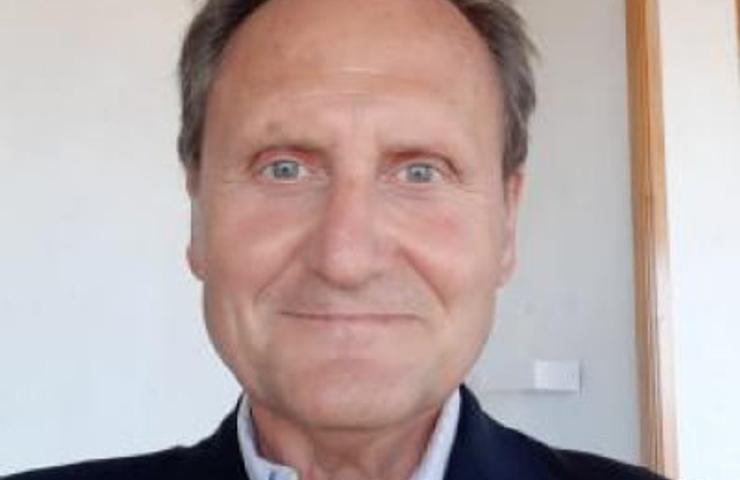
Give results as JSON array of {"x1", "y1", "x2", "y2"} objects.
[{"x1": 280, "y1": 311, "x2": 417, "y2": 324}]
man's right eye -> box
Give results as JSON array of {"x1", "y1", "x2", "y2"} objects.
[{"x1": 258, "y1": 159, "x2": 307, "y2": 181}]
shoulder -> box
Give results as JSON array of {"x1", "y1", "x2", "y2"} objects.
[
  {"x1": 538, "y1": 443, "x2": 668, "y2": 480},
  {"x1": 486, "y1": 422, "x2": 665, "y2": 480},
  {"x1": 4, "y1": 406, "x2": 247, "y2": 480},
  {"x1": 4, "y1": 448, "x2": 191, "y2": 480},
  {"x1": 449, "y1": 385, "x2": 668, "y2": 480}
]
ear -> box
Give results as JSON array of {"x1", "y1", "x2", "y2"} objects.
[
  {"x1": 497, "y1": 168, "x2": 525, "y2": 287},
  {"x1": 186, "y1": 170, "x2": 206, "y2": 282}
]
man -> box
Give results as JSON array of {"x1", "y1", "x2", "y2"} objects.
[{"x1": 9, "y1": 0, "x2": 665, "y2": 479}]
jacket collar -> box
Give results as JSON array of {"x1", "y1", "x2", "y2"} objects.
[
  {"x1": 443, "y1": 385, "x2": 550, "y2": 480},
  {"x1": 191, "y1": 400, "x2": 249, "y2": 479},
  {"x1": 204, "y1": 385, "x2": 549, "y2": 480}
]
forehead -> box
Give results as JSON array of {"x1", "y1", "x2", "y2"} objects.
[{"x1": 206, "y1": 0, "x2": 504, "y2": 155}]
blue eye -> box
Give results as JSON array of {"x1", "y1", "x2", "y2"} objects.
[
  {"x1": 401, "y1": 163, "x2": 438, "y2": 183},
  {"x1": 261, "y1": 159, "x2": 306, "y2": 181}
]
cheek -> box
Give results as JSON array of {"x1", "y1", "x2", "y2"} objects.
[
  {"x1": 390, "y1": 199, "x2": 501, "y2": 378},
  {"x1": 391, "y1": 199, "x2": 500, "y2": 304},
  {"x1": 199, "y1": 191, "x2": 318, "y2": 374},
  {"x1": 203, "y1": 192, "x2": 312, "y2": 290}
]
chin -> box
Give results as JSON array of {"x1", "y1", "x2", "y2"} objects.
[{"x1": 261, "y1": 359, "x2": 444, "y2": 430}]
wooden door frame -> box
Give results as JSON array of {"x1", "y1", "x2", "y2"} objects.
[
  {"x1": 625, "y1": 0, "x2": 678, "y2": 477},
  {"x1": 736, "y1": 0, "x2": 740, "y2": 46}
]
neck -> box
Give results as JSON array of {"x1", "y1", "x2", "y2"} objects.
[{"x1": 248, "y1": 400, "x2": 444, "y2": 480}]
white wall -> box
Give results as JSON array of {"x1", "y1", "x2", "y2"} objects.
[
  {"x1": 468, "y1": 0, "x2": 641, "y2": 464},
  {"x1": 0, "y1": 1, "x2": 239, "y2": 474},
  {"x1": 0, "y1": 0, "x2": 641, "y2": 474},
  {"x1": 659, "y1": 1, "x2": 740, "y2": 479}
]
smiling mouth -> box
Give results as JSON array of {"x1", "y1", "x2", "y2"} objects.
[{"x1": 280, "y1": 311, "x2": 418, "y2": 324}]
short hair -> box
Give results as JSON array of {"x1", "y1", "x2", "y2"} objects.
[{"x1": 177, "y1": 0, "x2": 536, "y2": 179}]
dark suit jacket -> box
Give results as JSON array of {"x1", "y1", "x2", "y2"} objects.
[{"x1": 6, "y1": 386, "x2": 667, "y2": 479}]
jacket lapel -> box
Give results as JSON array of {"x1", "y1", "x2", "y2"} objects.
[
  {"x1": 188, "y1": 400, "x2": 250, "y2": 480},
  {"x1": 443, "y1": 385, "x2": 550, "y2": 480}
]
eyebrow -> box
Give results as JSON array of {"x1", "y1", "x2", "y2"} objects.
[
  {"x1": 238, "y1": 120, "x2": 338, "y2": 157},
  {"x1": 244, "y1": 134, "x2": 465, "y2": 171},
  {"x1": 235, "y1": 107, "x2": 476, "y2": 166}
]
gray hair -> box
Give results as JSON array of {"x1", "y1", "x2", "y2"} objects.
[{"x1": 177, "y1": 0, "x2": 536, "y2": 179}]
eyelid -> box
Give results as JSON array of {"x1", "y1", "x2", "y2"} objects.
[
  {"x1": 252, "y1": 148, "x2": 315, "y2": 174},
  {"x1": 253, "y1": 148, "x2": 303, "y2": 166}
]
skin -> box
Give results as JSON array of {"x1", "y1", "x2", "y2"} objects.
[{"x1": 187, "y1": 0, "x2": 524, "y2": 478}]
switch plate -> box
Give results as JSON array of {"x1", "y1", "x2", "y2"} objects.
[{"x1": 533, "y1": 360, "x2": 581, "y2": 392}]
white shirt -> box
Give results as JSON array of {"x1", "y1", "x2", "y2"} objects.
[{"x1": 236, "y1": 389, "x2": 461, "y2": 480}]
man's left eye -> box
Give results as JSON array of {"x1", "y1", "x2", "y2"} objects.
[{"x1": 398, "y1": 163, "x2": 441, "y2": 184}]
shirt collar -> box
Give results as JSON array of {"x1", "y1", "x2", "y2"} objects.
[{"x1": 236, "y1": 388, "x2": 461, "y2": 480}]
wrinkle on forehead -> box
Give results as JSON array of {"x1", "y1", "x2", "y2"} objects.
[
  {"x1": 215, "y1": 69, "x2": 468, "y2": 110},
  {"x1": 233, "y1": 88, "x2": 481, "y2": 159}
]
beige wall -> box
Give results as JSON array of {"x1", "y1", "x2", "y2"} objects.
[
  {"x1": 469, "y1": 0, "x2": 641, "y2": 464},
  {"x1": 0, "y1": 1, "x2": 238, "y2": 474}
]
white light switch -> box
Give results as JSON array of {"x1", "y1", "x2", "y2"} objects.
[{"x1": 533, "y1": 360, "x2": 581, "y2": 392}]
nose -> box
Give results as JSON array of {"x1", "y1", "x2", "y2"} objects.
[{"x1": 304, "y1": 176, "x2": 386, "y2": 289}]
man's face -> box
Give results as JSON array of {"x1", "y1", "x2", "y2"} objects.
[{"x1": 188, "y1": 0, "x2": 522, "y2": 429}]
